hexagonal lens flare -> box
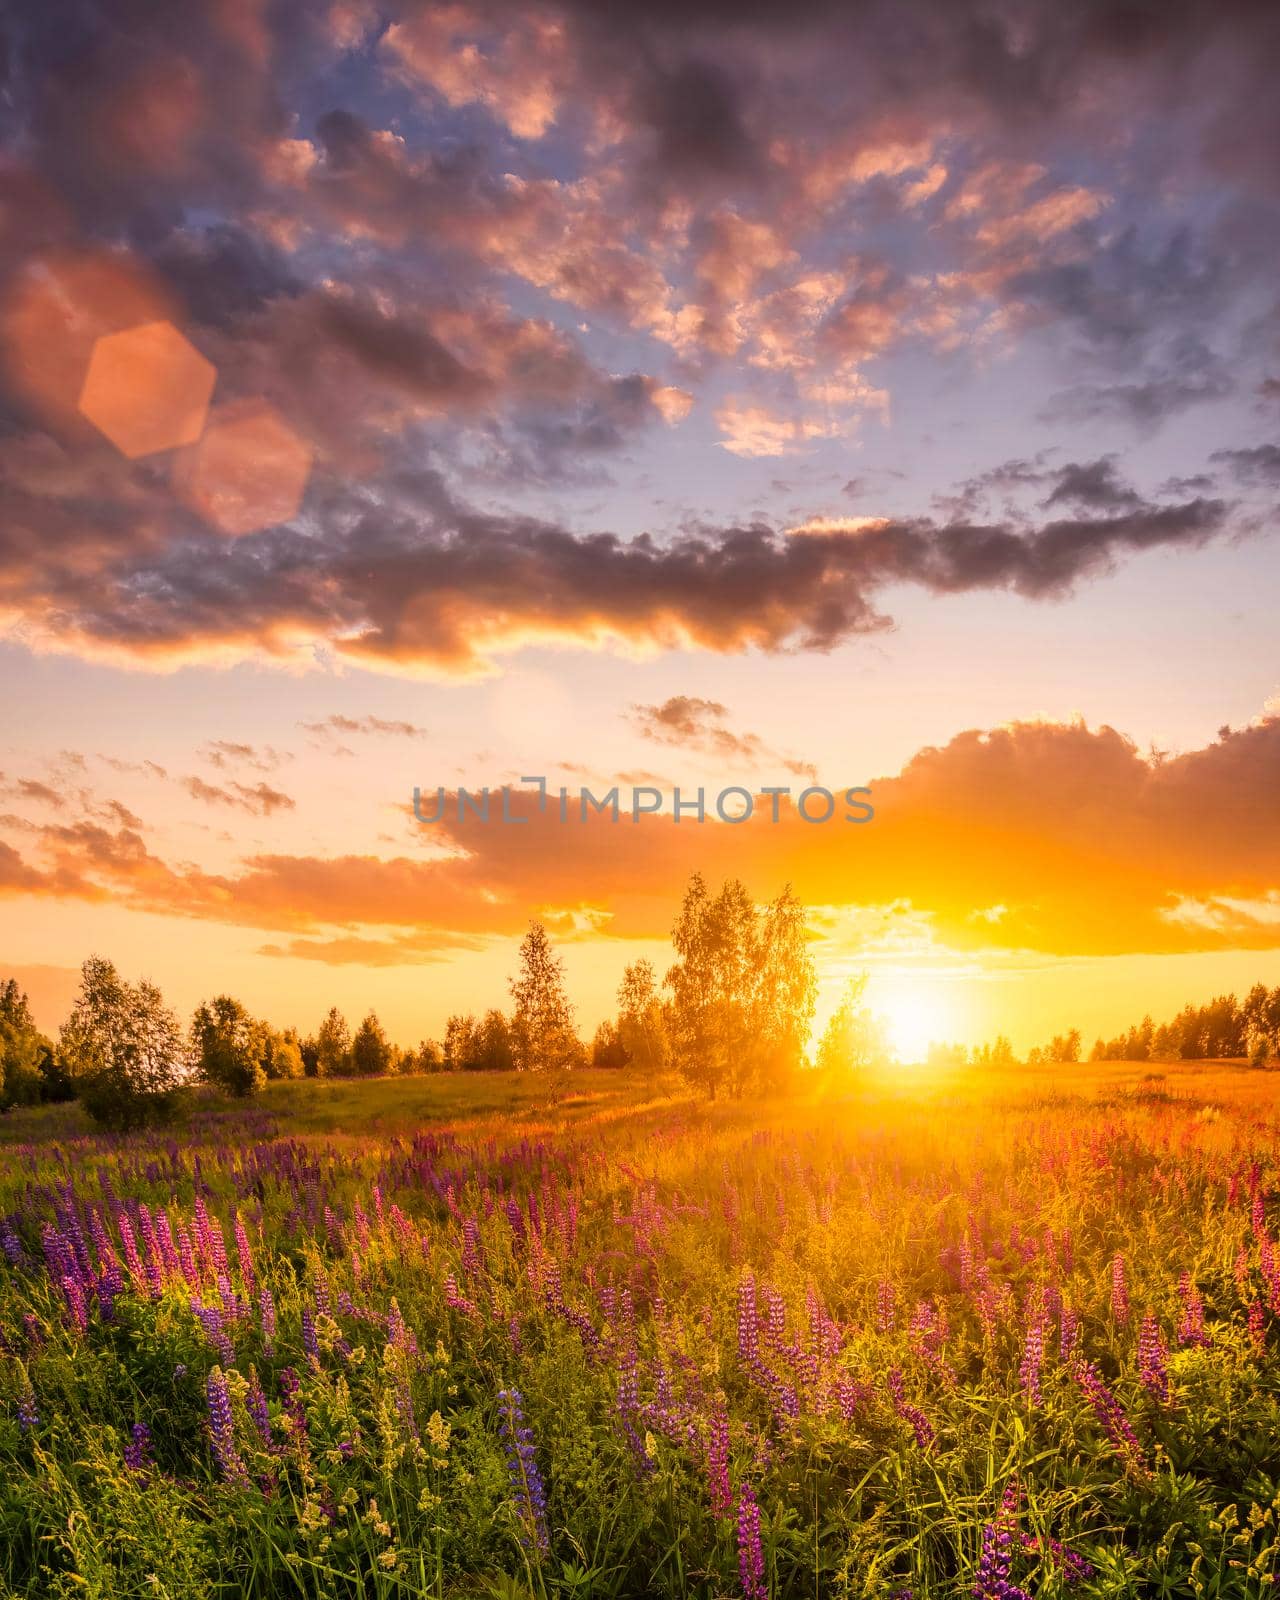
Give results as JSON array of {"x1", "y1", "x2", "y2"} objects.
[
  {"x1": 77, "y1": 320, "x2": 217, "y2": 459},
  {"x1": 179, "y1": 401, "x2": 313, "y2": 536}
]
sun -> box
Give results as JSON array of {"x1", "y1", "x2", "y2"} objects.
[{"x1": 877, "y1": 987, "x2": 958, "y2": 1065}]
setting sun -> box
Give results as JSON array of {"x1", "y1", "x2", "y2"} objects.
[{"x1": 876, "y1": 985, "x2": 961, "y2": 1064}]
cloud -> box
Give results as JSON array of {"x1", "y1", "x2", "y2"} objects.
[
  {"x1": 0, "y1": 448, "x2": 1233, "y2": 675},
  {"x1": 8, "y1": 711, "x2": 1280, "y2": 963},
  {"x1": 1211, "y1": 444, "x2": 1280, "y2": 485},
  {"x1": 301, "y1": 714, "x2": 428, "y2": 740},
  {"x1": 182, "y1": 776, "x2": 296, "y2": 815},
  {"x1": 201, "y1": 740, "x2": 288, "y2": 771}
]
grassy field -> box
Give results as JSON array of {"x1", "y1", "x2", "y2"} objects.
[{"x1": 3, "y1": 1061, "x2": 1280, "y2": 1598}]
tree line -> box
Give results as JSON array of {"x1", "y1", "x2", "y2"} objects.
[
  {"x1": 7, "y1": 874, "x2": 1277, "y2": 1129},
  {"x1": 1086, "y1": 985, "x2": 1280, "y2": 1067},
  {"x1": 0, "y1": 873, "x2": 882, "y2": 1127}
]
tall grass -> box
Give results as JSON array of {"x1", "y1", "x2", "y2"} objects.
[{"x1": 2, "y1": 1063, "x2": 1279, "y2": 1598}]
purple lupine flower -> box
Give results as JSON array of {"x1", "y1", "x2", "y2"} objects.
[
  {"x1": 258, "y1": 1286, "x2": 276, "y2": 1353},
  {"x1": 736, "y1": 1271, "x2": 758, "y2": 1362},
  {"x1": 1137, "y1": 1314, "x2": 1170, "y2": 1404},
  {"x1": 234, "y1": 1214, "x2": 256, "y2": 1301},
  {"x1": 1073, "y1": 1360, "x2": 1146, "y2": 1473},
  {"x1": 1110, "y1": 1255, "x2": 1130, "y2": 1326},
  {"x1": 973, "y1": 1481, "x2": 1031, "y2": 1600},
  {"x1": 444, "y1": 1271, "x2": 478, "y2": 1318},
  {"x1": 124, "y1": 1421, "x2": 153, "y2": 1476},
  {"x1": 206, "y1": 1367, "x2": 248, "y2": 1486},
  {"x1": 1019, "y1": 1530, "x2": 1093, "y2": 1586},
  {"x1": 245, "y1": 1368, "x2": 272, "y2": 1444},
  {"x1": 707, "y1": 1404, "x2": 731, "y2": 1517},
  {"x1": 736, "y1": 1482, "x2": 767, "y2": 1600},
  {"x1": 888, "y1": 1369, "x2": 935, "y2": 1452},
  {"x1": 15, "y1": 1371, "x2": 38, "y2": 1432},
  {"x1": 1018, "y1": 1302, "x2": 1046, "y2": 1405},
  {"x1": 1176, "y1": 1272, "x2": 1209, "y2": 1347},
  {"x1": 497, "y1": 1388, "x2": 550, "y2": 1558},
  {"x1": 1, "y1": 1219, "x2": 26, "y2": 1267},
  {"x1": 875, "y1": 1279, "x2": 897, "y2": 1333},
  {"x1": 61, "y1": 1274, "x2": 89, "y2": 1333},
  {"x1": 301, "y1": 1306, "x2": 319, "y2": 1362}
]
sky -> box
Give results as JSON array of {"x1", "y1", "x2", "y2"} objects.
[{"x1": 1, "y1": 0, "x2": 1279, "y2": 1057}]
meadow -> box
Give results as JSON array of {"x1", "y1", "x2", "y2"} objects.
[{"x1": 2, "y1": 1061, "x2": 1279, "y2": 1599}]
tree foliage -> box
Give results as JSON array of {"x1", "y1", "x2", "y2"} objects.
[
  {"x1": 509, "y1": 923, "x2": 581, "y2": 1073},
  {"x1": 0, "y1": 978, "x2": 56, "y2": 1111},
  {"x1": 191, "y1": 996, "x2": 268, "y2": 1097},
  {"x1": 666, "y1": 874, "x2": 817, "y2": 1098},
  {"x1": 60, "y1": 957, "x2": 185, "y2": 1129}
]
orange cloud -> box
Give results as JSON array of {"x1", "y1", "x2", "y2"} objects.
[{"x1": 5, "y1": 716, "x2": 1280, "y2": 964}]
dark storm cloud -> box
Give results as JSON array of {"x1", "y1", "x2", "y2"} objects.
[{"x1": 0, "y1": 442, "x2": 1230, "y2": 672}]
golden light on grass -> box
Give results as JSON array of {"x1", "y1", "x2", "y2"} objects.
[
  {"x1": 178, "y1": 400, "x2": 313, "y2": 535},
  {"x1": 78, "y1": 320, "x2": 216, "y2": 459}
]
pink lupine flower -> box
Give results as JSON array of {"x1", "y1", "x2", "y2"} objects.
[{"x1": 1110, "y1": 1254, "x2": 1130, "y2": 1326}]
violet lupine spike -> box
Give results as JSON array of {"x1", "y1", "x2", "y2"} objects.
[
  {"x1": 206, "y1": 1367, "x2": 248, "y2": 1486},
  {"x1": 888, "y1": 1369, "x2": 935, "y2": 1452},
  {"x1": 123, "y1": 1421, "x2": 153, "y2": 1475},
  {"x1": 1176, "y1": 1271, "x2": 1209, "y2": 1347},
  {"x1": 246, "y1": 1367, "x2": 272, "y2": 1444},
  {"x1": 258, "y1": 1286, "x2": 276, "y2": 1353},
  {"x1": 707, "y1": 1405, "x2": 731, "y2": 1517},
  {"x1": 497, "y1": 1388, "x2": 550, "y2": 1558},
  {"x1": 1073, "y1": 1360, "x2": 1147, "y2": 1473},
  {"x1": 736, "y1": 1482, "x2": 768, "y2": 1600},
  {"x1": 234, "y1": 1214, "x2": 255, "y2": 1301},
  {"x1": 301, "y1": 1307, "x2": 319, "y2": 1363},
  {"x1": 15, "y1": 1371, "x2": 38, "y2": 1432},
  {"x1": 1110, "y1": 1254, "x2": 1130, "y2": 1326},
  {"x1": 973, "y1": 1481, "x2": 1032, "y2": 1600},
  {"x1": 736, "y1": 1271, "x2": 758, "y2": 1362},
  {"x1": 1019, "y1": 1310, "x2": 1046, "y2": 1405},
  {"x1": 1137, "y1": 1313, "x2": 1170, "y2": 1404}
]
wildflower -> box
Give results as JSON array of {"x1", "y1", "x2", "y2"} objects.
[
  {"x1": 206, "y1": 1366, "x2": 248, "y2": 1486},
  {"x1": 973, "y1": 1482, "x2": 1031, "y2": 1600},
  {"x1": 1018, "y1": 1299, "x2": 1046, "y2": 1405},
  {"x1": 736, "y1": 1482, "x2": 767, "y2": 1600},
  {"x1": 1137, "y1": 1314, "x2": 1170, "y2": 1404},
  {"x1": 888, "y1": 1369, "x2": 935, "y2": 1452},
  {"x1": 15, "y1": 1371, "x2": 38, "y2": 1432},
  {"x1": 737, "y1": 1271, "x2": 758, "y2": 1362},
  {"x1": 707, "y1": 1404, "x2": 731, "y2": 1516},
  {"x1": 1073, "y1": 1360, "x2": 1146, "y2": 1473},
  {"x1": 1176, "y1": 1271, "x2": 1209, "y2": 1347},
  {"x1": 1248, "y1": 1299, "x2": 1266, "y2": 1351},
  {"x1": 497, "y1": 1388, "x2": 550, "y2": 1558},
  {"x1": 124, "y1": 1421, "x2": 153, "y2": 1475},
  {"x1": 1110, "y1": 1254, "x2": 1129, "y2": 1326},
  {"x1": 259, "y1": 1286, "x2": 276, "y2": 1353}
]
